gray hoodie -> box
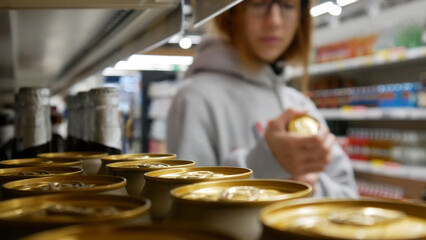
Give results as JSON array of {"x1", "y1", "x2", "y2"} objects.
[{"x1": 167, "y1": 38, "x2": 358, "y2": 198}]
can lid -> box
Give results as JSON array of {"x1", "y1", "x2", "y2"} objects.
[
  {"x1": 287, "y1": 116, "x2": 319, "y2": 136},
  {"x1": 144, "y1": 167, "x2": 253, "y2": 184},
  {"x1": 0, "y1": 194, "x2": 150, "y2": 224},
  {"x1": 0, "y1": 166, "x2": 83, "y2": 178},
  {"x1": 171, "y1": 179, "x2": 311, "y2": 206},
  {"x1": 0, "y1": 158, "x2": 81, "y2": 168},
  {"x1": 2, "y1": 175, "x2": 126, "y2": 196},
  {"x1": 101, "y1": 153, "x2": 176, "y2": 164},
  {"x1": 21, "y1": 224, "x2": 237, "y2": 240},
  {"x1": 261, "y1": 198, "x2": 426, "y2": 240},
  {"x1": 38, "y1": 152, "x2": 107, "y2": 160},
  {"x1": 128, "y1": 153, "x2": 177, "y2": 161},
  {"x1": 107, "y1": 159, "x2": 195, "y2": 172}
]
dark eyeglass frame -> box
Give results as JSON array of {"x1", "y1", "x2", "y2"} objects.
[{"x1": 245, "y1": 0, "x2": 309, "y2": 18}]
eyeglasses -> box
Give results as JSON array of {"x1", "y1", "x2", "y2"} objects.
[{"x1": 246, "y1": 0, "x2": 301, "y2": 19}]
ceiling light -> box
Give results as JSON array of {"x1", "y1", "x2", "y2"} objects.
[
  {"x1": 310, "y1": 1, "x2": 334, "y2": 17},
  {"x1": 114, "y1": 55, "x2": 194, "y2": 71},
  {"x1": 336, "y1": 0, "x2": 358, "y2": 7},
  {"x1": 328, "y1": 4, "x2": 342, "y2": 16},
  {"x1": 179, "y1": 37, "x2": 192, "y2": 49}
]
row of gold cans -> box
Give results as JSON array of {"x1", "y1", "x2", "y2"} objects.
[{"x1": 0, "y1": 152, "x2": 425, "y2": 240}]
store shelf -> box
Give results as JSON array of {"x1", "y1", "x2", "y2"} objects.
[
  {"x1": 320, "y1": 107, "x2": 426, "y2": 121},
  {"x1": 287, "y1": 46, "x2": 426, "y2": 79},
  {"x1": 353, "y1": 160, "x2": 426, "y2": 199},
  {"x1": 351, "y1": 159, "x2": 426, "y2": 182},
  {"x1": 0, "y1": 0, "x2": 242, "y2": 105}
]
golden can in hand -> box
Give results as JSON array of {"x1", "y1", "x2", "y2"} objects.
[{"x1": 287, "y1": 116, "x2": 319, "y2": 136}]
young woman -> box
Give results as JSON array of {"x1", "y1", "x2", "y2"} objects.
[{"x1": 167, "y1": 0, "x2": 358, "y2": 197}]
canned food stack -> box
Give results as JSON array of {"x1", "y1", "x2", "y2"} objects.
[
  {"x1": 1, "y1": 119, "x2": 425, "y2": 240},
  {"x1": 0, "y1": 194, "x2": 151, "y2": 239},
  {"x1": 0, "y1": 153, "x2": 152, "y2": 239}
]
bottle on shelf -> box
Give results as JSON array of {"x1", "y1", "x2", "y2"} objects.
[
  {"x1": 65, "y1": 95, "x2": 78, "y2": 151},
  {"x1": 50, "y1": 106, "x2": 65, "y2": 152},
  {"x1": 87, "y1": 87, "x2": 122, "y2": 154},
  {"x1": 14, "y1": 87, "x2": 51, "y2": 158},
  {"x1": 73, "y1": 92, "x2": 87, "y2": 151},
  {"x1": 76, "y1": 91, "x2": 91, "y2": 151},
  {"x1": 0, "y1": 107, "x2": 15, "y2": 160}
]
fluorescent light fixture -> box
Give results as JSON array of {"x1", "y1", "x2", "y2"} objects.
[
  {"x1": 102, "y1": 67, "x2": 140, "y2": 76},
  {"x1": 114, "y1": 55, "x2": 194, "y2": 71},
  {"x1": 179, "y1": 37, "x2": 192, "y2": 49},
  {"x1": 328, "y1": 4, "x2": 342, "y2": 16},
  {"x1": 310, "y1": 1, "x2": 333, "y2": 17},
  {"x1": 336, "y1": 0, "x2": 358, "y2": 7},
  {"x1": 168, "y1": 34, "x2": 202, "y2": 45},
  {"x1": 310, "y1": 1, "x2": 342, "y2": 17}
]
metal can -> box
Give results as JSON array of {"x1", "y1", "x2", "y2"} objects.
[
  {"x1": 2, "y1": 175, "x2": 127, "y2": 199},
  {"x1": 0, "y1": 194, "x2": 151, "y2": 240},
  {"x1": 0, "y1": 166, "x2": 83, "y2": 183},
  {"x1": 0, "y1": 158, "x2": 82, "y2": 169},
  {"x1": 107, "y1": 159, "x2": 195, "y2": 196},
  {"x1": 21, "y1": 224, "x2": 237, "y2": 240},
  {"x1": 38, "y1": 152, "x2": 107, "y2": 175},
  {"x1": 260, "y1": 198, "x2": 426, "y2": 240},
  {"x1": 0, "y1": 166, "x2": 83, "y2": 200},
  {"x1": 287, "y1": 115, "x2": 320, "y2": 136},
  {"x1": 100, "y1": 153, "x2": 176, "y2": 175},
  {"x1": 167, "y1": 179, "x2": 311, "y2": 240},
  {"x1": 142, "y1": 166, "x2": 253, "y2": 222}
]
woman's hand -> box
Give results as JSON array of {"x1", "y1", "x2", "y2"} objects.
[
  {"x1": 265, "y1": 109, "x2": 335, "y2": 179},
  {"x1": 292, "y1": 173, "x2": 319, "y2": 193}
]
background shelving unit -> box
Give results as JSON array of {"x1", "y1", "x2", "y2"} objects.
[
  {"x1": 319, "y1": 108, "x2": 426, "y2": 121},
  {"x1": 286, "y1": 0, "x2": 426, "y2": 201}
]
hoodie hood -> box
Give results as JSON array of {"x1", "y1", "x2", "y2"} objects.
[{"x1": 185, "y1": 37, "x2": 286, "y2": 89}]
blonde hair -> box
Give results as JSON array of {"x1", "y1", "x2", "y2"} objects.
[{"x1": 212, "y1": 0, "x2": 312, "y2": 93}]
